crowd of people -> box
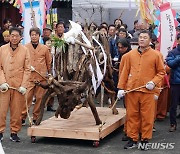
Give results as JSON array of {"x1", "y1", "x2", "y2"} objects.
[{"x1": 0, "y1": 17, "x2": 180, "y2": 151}]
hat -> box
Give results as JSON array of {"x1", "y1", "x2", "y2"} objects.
[
  {"x1": 2, "y1": 30, "x2": 10, "y2": 37},
  {"x1": 43, "y1": 25, "x2": 52, "y2": 31}
]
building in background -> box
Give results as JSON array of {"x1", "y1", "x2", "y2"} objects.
[
  {"x1": 0, "y1": 1, "x2": 21, "y2": 29},
  {"x1": 52, "y1": 0, "x2": 72, "y2": 25},
  {"x1": 72, "y1": 0, "x2": 180, "y2": 30},
  {"x1": 0, "y1": 0, "x2": 72, "y2": 29}
]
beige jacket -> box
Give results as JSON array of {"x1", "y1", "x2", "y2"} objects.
[
  {"x1": 25, "y1": 43, "x2": 52, "y2": 82},
  {"x1": 0, "y1": 43, "x2": 31, "y2": 88}
]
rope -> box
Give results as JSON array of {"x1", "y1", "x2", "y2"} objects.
[
  {"x1": 101, "y1": 81, "x2": 116, "y2": 94},
  {"x1": 0, "y1": 87, "x2": 32, "y2": 126},
  {"x1": 99, "y1": 85, "x2": 148, "y2": 131}
]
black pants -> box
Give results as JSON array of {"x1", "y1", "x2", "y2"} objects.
[{"x1": 170, "y1": 84, "x2": 180, "y2": 125}]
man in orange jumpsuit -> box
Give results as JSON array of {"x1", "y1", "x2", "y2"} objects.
[
  {"x1": 0, "y1": 27, "x2": 31, "y2": 142},
  {"x1": 156, "y1": 66, "x2": 171, "y2": 120},
  {"x1": 21, "y1": 27, "x2": 52, "y2": 125},
  {"x1": 117, "y1": 30, "x2": 165, "y2": 150}
]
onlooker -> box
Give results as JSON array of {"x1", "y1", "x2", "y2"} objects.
[
  {"x1": 16, "y1": 24, "x2": 24, "y2": 34},
  {"x1": 2, "y1": 18, "x2": 12, "y2": 30},
  {"x1": 114, "y1": 18, "x2": 123, "y2": 29},
  {"x1": 120, "y1": 24, "x2": 128, "y2": 30},
  {"x1": 118, "y1": 28, "x2": 128, "y2": 39},
  {"x1": 98, "y1": 25, "x2": 108, "y2": 37},
  {"x1": 166, "y1": 33, "x2": 180, "y2": 132},
  {"x1": 129, "y1": 20, "x2": 139, "y2": 36},
  {"x1": 108, "y1": 24, "x2": 116, "y2": 38},
  {"x1": 0, "y1": 30, "x2": 10, "y2": 46},
  {"x1": 56, "y1": 21, "x2": 65, "y2": 38},
  {"x1": 108, "y1": 25, "x2": 119, "y2": 61},
  {"x1": 89, "y1": 22, "x2": 98, "y2": 33},
  {"x1": 175, "y1": 25, "x2": 180, "y2": 33},
  {"x1": 100, "y1": 22, "x2": 108, "y2": 29},
  {"x1": 43, "y1": 25, "x2": 52, "y2": 38},
  {"x1": 0, "y1": 18, "x2": 12, "y2": 44},
  {"x1": 113, "y1": 38, "x2": 131, "y2": 91}
]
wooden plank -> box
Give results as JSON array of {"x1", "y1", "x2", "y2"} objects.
[{"x1": 28, "y1": 107, "x2": 126, "y2": 141}]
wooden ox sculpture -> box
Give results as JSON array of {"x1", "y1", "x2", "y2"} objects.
[{"x1": 35, "y1": 21, "x2": 118, "y2": 126}]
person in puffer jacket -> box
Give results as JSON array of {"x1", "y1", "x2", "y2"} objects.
[{"x1": 166, "y1": 33, "x2": 180, "y2": 132}]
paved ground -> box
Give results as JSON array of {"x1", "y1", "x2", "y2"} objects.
[{"x1": 1, "y1": 99, "x2": 180, "y2": 154}]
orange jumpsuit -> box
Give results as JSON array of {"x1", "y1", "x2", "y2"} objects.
[
  {"x1": 117, "y1": 47, "x2": 165, "y2": 141},
  {"x1": 0, "y1": 43, "x2": 31, "y2": 133},
  {"x1": 156, "y1": 66, "x2": 171, "y2": 119},
  {"x1": 21, "y1": 43, "x2": 52, "y2": 121}
]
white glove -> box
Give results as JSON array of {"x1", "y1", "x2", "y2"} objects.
[
  {"x1": 18, "y1": 87, "x2": 27, "y2": 95},
  {"x1": 0, "y1": 83, "x2": 9, "y2": 91},
  {"x1": 117, "y1": 90, "x2": 125, "y2": 99},
  {"x1": 154, "y1": 95, "x2": 159, "y2": 101},
  {"x1": 113, "y1": 57, "x2": 119, "y2": 62},
  {"x1": 146, "y1": 81, "x2": 155, "y2": 90}
]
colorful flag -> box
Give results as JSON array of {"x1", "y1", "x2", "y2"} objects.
[{"x1": 158, "y1": 2, "x2": 178, "y2": 59}]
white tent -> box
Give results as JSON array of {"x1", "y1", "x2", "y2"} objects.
[
  {"x1": 73, "y1": 0, "x2": 180, "y2": 9},
  {"x1": 72, "y1": 0, "x2": 180, "y2": 28},
  {"x1": 73, "y1": 0, "x2": 137, "y2": 9}
]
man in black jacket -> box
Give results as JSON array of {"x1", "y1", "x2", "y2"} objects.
[{"x1": 166, "y1": 33, "x2": 180, "y2": 132}]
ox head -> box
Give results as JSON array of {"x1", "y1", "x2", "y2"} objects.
[{"x1": 55, "y1": 82, "x2": 88, "y2": 119}]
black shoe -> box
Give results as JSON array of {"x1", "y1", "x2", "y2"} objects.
[
  {"x1": 140, "y1": 139, "x2": 149, "y2": 150},
  {"x1": 169, "y1": 124, "x2": 176, "y2": 132},
  {"x1": 0, "y1": 133, "x2": 3, "y2": 141},
  {"x1": 153, "y1": 126, "x2": 156, "y2": 132},
  {"x1": 47, "y1": 106, "x2": 56, "y2": 112},
  {"x1": 22, "y1": 119, "x2": 26, "y2": 126},
  {"x1": 122, "y1": 133, "x2": 130, "y2": 141},
  {"x1": 124, "y1": 139, "x2": 137, "y2": 149},
  {"x1": 10, "y1": 133, "x2": 20, "y2": 142}
]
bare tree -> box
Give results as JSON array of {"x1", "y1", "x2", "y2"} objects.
[{"x1": 72, "y1": 0, "x2": 106, "y2": 25}]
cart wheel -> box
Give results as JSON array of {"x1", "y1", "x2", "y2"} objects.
[
  {"x1": 93, "y1": 140, "x2": 99, "y2": 147},
  {"x1": 31, "y1": 136, "x2": 36, "y2": 143}
]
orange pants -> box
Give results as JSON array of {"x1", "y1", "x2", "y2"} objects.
[
  {"x1": 126, "y1": 91, "x2": 155, "y2": 141},
  {"x1": 21, "y1": 82, "x2": 46, "y2": 121},
  {"x1": 0, "y1": 89, "x2": 24, "y2": 133},
  {"x1": 156, "y1": 87, "x2": 169, "y2": 119},
  {"x1": 124, "y1": 96, "x2": 142, "y2": 135}
]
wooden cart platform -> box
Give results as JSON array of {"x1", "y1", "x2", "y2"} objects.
[{"x1": 28, "y1": 107, "x2": 126, "y2": 146}]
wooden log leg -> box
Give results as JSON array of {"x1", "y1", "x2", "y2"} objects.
[
  {"x1": 55, "y1": 105, "x2": 61, "y2": 118},
  {"x1": 100, "y1": 85, "x2": 104, "y2": 107},
  {"x1": 110, "y1": 93, "x2": 118, "y2": 115},
  {"x1": 88, "y1": 93, "x2": 102, "y2": 125},
  {"x1": 35, "y1": 89, "x2": 53, "y2": 125}
]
